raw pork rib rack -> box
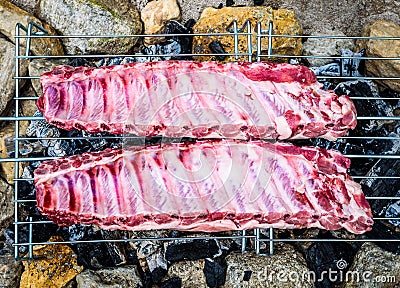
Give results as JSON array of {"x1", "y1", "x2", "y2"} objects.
[
  {"x1": 38, "y1": 61, "x2": 357, "y2": 141},
  {"x1": 10, "y1": 20, "x2": 399, "y2": 259},
  {"x1": 34, "y1": 140, "x2": 373, "y2": 235}
]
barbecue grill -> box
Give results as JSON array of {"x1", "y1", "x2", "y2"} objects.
[{"x1": 3, "y1": 20, "x2": 400, "y2": 261}]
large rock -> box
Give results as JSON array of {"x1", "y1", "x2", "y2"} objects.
[
  {"x1": 192, "y1": 6, "x2": 302, "y2": 62},
  {"x1": 344, "y1": 243, "x2": 400, "y2": 288},
  {"x1": 0, "y1": 245, "x2": 23, "y2": 287},
  {"x1": 37, "y1": 0, "x2": 142, "y2": 54},
  {"x1": 7, "y1": 0, "x2": 38, "y2": 15},
  {"x1": 141, "y1": 0, "x2": 181, "y2": 45},
  {"x1": 165, "y1": 259, "x2": 207, "y2": 287},
  {"x1": 356, "y1": 20, "x2": 400, "y2": 92},
  {"x1": 0, "y1": 178, "x2": 14, "y2": 232},
  {"x1": 28, "y1": 58, "x2": 69, "y2": 96},
  {"x1": 224, "y1": 244, "x2": 314, "y2": 287},
  {"x1": 20, "y1": 83, "x2": 40, "y2": 117},
  {"x1": 303, "y1": 28, "x2": 354, "y2": 67},
  {"x1": 20, "y1": 236, "x2": 84, "y2": 288},
  {"x1": 76, "y1": 266, "x2": 142, "y2": 288},
  {"x1": 0, "y1": 0, "x2": 64, "y2": 56},
  {"x1": 0, "y1": 37, "x2": 15, "y2": 116},
  {"x1": 0, "y1": 123, "x2": 28, "y2": 184}
]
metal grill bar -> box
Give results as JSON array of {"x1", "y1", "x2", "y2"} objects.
[
  {"x1": 14, "y1": 31, "x2": 400, "y2": 41},
  {"x1": 259, "y1": 54, "x2": 400, "y2": 61},
  {"x1": 13, "y1": 23, "x2": 21, "y2": 260},
  {"x1": 13, "y1": 75, "x2": 400, "y2": 81},
  {"x1": 15, "y1": 53, "x2": 255, "y2": 59},
  {"x1": 8, "y1": 20, "x2": 400, "y2": 260},
  {"x1": 10, "y1": 135, "x2": 400, "y2": 141},
  {"x1": 3, "y1": 154, "x2": 400, "y2": 163}
]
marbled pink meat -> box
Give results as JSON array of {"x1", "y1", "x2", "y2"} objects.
[
  {"x1": 37, "y1": 61, "x2": 357, "y2": 140},
  {"x1": 34, "y1": 140, "x2": 373, "y2": 234}
]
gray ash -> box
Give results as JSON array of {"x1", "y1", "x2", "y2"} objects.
[
  {"x1": 24, "y1": 111, "x2": 123, "y2": 158},
  {"x1": 165, "y1": 20, "x2": 194, "y2": 57},
  {"x1": 96, "y1": 56, "x2": 136, "y2": 67},
  {"x1": 386, "y1": 201, "x2": 400, "y2": 227},
  {"x1": 68, "y1": 57, "x2": 93, "y2": 67},
  {"x1": 310, "y1": 49, "x2": 366, "y2": 79},
  {"x1": 139, "y1": 40, "x2": 182, "y2": 62}
]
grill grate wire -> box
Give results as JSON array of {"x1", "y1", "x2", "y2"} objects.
[{"x1": 5, "y1": 20, "x2": 400, "y2": 259}]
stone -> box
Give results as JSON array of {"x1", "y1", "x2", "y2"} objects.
[
  {"x1": 28, "y1": 58, "x2": 69, "y2": 96},
  {"x1": 356, "y1": 20, "x2": 400, "y2": 92},
  {"x1": 0, "y1": 0, "x2": 64, "y2": 56},
  {"x1": 0, "y1": 245, "x2": 23, "y2": 287},
  {"x1": 0, "y1": 37, "x2": 15, "y2": 116},
  {"x1": 165, "y1": 259, "x2": 207, "y2": 287},
  {"x1": 344, "y1": 243, "x2": 400, "y2": 288},
  {"x1": 20, "y1": 83, "x2": 40, "y2": 117},
  {"x1": 0, "y1": 178, "x2": 14, "y2": 234},
  {"x1": 37, "y1": 0, "x2": 142, "y2": 54},
  {"x1": 303, "y1": 28, "x2": 355, "y2": 67},
  {"x1": 141, "y1": 0, "x2": 181, "y2": 45},
  {"x1": 8, "y1": 0, "x2": 39, "y2": 15},
  {"x1": 192, "y1": 6, "x2": 302, "y2": 62},
  {"x1": 0, "y1": 123, "x2": 28, "y2": 184},
  {"x1": 75, "y1": 266, "x2": 143, "y2": 288},
  {"x1": 159, "y1": 277, "x2": 182, "y2": 288},
  {"x1": 224, "y1": 244, "x2": 314, "y2": 287},
  {"x1": 20, "y1": 236, "x2": 84, "y2": 288},
  {"x1": 273, "y1": 229, "x2": 320, "y2": 254}
]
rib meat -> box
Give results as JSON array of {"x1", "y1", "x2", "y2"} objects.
[
  {"x1": 34, "y1": 140, "x2": 373, "y2": 234},
  {"x1": 37, "y1": 61, "x2": 357, "y2": 140}
]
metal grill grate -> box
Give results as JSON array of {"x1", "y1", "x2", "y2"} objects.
[{"x1": 4, "y1": 20, "x2": 400, "y2": 260}]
